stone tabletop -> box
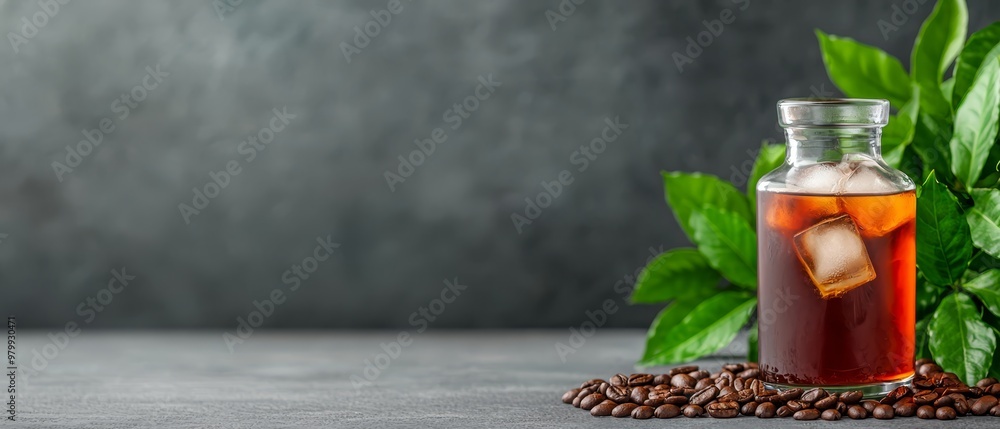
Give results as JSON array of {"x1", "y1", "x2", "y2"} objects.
[{"x1": 8, "y1": 330, "x2": 997, "y2": 428}]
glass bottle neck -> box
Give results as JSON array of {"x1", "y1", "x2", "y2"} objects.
[{"x1": 784, "y1": 127, "x2": 881, "y2": 165}]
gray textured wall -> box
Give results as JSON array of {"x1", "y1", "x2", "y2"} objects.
[{"x1": 1, "y1": 0, "x2": 998, "y2": 329}]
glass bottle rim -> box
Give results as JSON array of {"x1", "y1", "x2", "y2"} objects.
[{"x1": 777, "y1": 98, "x2": 889, "y2": 129}]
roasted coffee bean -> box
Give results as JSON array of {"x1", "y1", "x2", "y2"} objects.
[
  {"x1": 580, "y1": 378, "x2": 604, "y2": 389},
  {"x1": 748, "y1": 379, "x2": 763, "y2": 395},
  {"x1": 680, "y1": 388, "x2": 697, "y2": 396},
  {"x1": 605, "y1": 385, "x2": 629, "y2": 403},
  {"x1": 718, "y1": 386, "x2": 737, "y2": 398},
  {"x1": 689, "y1": 386, "x2": 718, "y2": 406},
  {"x1": 973, "y1": 395, "x2": 999, "y2": 415},
  {"x1": 580, "y1": 393, "x2": 605, "y2": 410},
  {"x1": 631, "y1": 405, "x2": 654, "y2": 419},
  {"x1": 836, "y1": 401, "x2": 847, "y2": 415},
  {"x1": 717, "y1": 390, "x2": 748, "y2": 403},
  {"x1": 893, "y1": 401, "x2": 917, "y2": 417},
  {"x1": 654, "y1": 404, "x2": 680, "y2": 419},
  {"x1": 682, "y1": 404, "x2": 704, "y2": 417},
  {"x1": 722, "y1": 363, "x2": 744, "y2": 373},
  {"x1": 572, "y1": 396, "x2": 582, "y2": 408},
  {"x1": 706, "y1": 401, "x2": 740, "y2": 418},
  {"x1": 915, "y1": 357, "x2": 934, "y2": 367},
  {"x1": 913, "y1": 390, "x2": 938, "y2": 405},
  {"x1": 755, "y1": 402, "x2": 776, "y2": 418},
  {"x1": 991, "y1": 404, "x2": 1000, "y2": 417},
  {"x1": 840, "y1": 390, "x2": 863, "y2": 404},
  {"x1": 690, "y1": 370, "x2": 710, "y2": 380},
  {"x1": 628, "y1": 373, "x2": 653, "y2": 386},
  {"x1": 814, "y1": 395, "x2": 838, "y2": 410},
  {"x1": 944, "y1": 386, "x2": 971, "y2": 396},
  {"x1": 611, "y1": 403, "x2": 638, "y2": 417},
  {"x1": 652, "y1": 374, "x2": 669, "y2": 386},
  {"x1": 978, "y1": 377, "x2": 999, "y2": 388},
  {"x1": 738, "y1": 368, "x2": 761, "y2": 379},
  {"x1": 610, "y1": 374, "x2": 628, "y2": 386},
  {"x1": 733, "y1": 378, "x2": 745, "y2": 391},
  {"x1": 918, "y1": 363, "x2": 943, "y2": 376},
  {"x1": 821, "y1": 409, "x2": 841, "y2": 421},
  {"x1": 718, "y1": 370, "x2": 735, "y2": 382},
  {"x1": 664, "y1": 395, "x2": 688, "y2": 405},
  {"x1": 755, "y1": 394, "x2": 781, "y2": 404},
  {"x1": 715, "y1": 377, "x2": 730, "y2": 388},
  {"x1": 669, "y1": 365, "x2": 698, "y2": 376},
  {"x1": 801, "y1": 387, "x2": 828, "y2": 403},
  {"x1": 694, "y1": 378, "x2": 714, "y2": 390},
  {"x1": 916, "y1": 405, "x2": 935, "y2": 419},
  {"x1": 953, "y1": 396, "x2": 970, "y2": 415},
  {"x1": 629, "y1": 386, "x2": 649, "y2": 404},
  {"x1": 860, "y1": 399, "x2": 879, "y2": 413},
  {"x1": 643, "y1": 398, "x2": 665, "y2": 407},
  {"x1": 741, "y1": 401, "x2": 758, "y2": 416},
  {"x1": 775, "y1": 405, "x2": 793, "y2": 418},
  {"x1": 933, "y1": 395, "x2": 954, "y2": 408},
  {"x1": 847, "y1": 405, "x2": 867, "y2": 419},
  {"x1": 936, "y1": 406, "x2": 957, "y2": 420},
  {"x1": 590, "y1": 400, "x2": 616, "y2": 417},
  {"x1": 990, "y1": 384, "x2": 1000, "y2": 395},
  {"x1": 670, "y1": 374, "x2": 696, "y2": 389},
  {"x1": 597, "y1": 382, "x2": 609, "y2": 395},
  {"x1": 576, "y1": 387, "x2": 595, "y2": 399},
  {"x1": 561, "y1": 389, "x2": 580, "y2": 404},
  {"x1": 873, "y1": 404, "x2": 894, "y2": 419},
  {"x1": 881, "y1": 386, "x2": 911, "y2": 404},
  {"x1": 913, "y1": 378, "x2": 934, "y2": 389},
  {"x1": 793, "y1": 409, "x2": 820, "y2": 420}
]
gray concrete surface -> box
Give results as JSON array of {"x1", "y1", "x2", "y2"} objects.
[{"x1": 8, "y1": 330, "x2": 998, "y2": 428}]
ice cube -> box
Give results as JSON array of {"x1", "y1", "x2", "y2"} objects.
[
  {"x1": 765, "y1": 192, "x2": 839, "y2": 233},
  {"x1": 786, "y1": 163, "x2": 847, "y2": 194},
  {"x1": 793, "y1": 214, "x2": 876, "y2": 299},
  {"x1": 839, "y1": 160, "x2": 897, "y2": 194},
  {"x1": 837, "y1": 161, "x2": 915, "y2": 236}
]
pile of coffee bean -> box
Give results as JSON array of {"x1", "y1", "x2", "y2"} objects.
[{"x1": 561, "y1": 359, "x2": 1000, "y2": 421}]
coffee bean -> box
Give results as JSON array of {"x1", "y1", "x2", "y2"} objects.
[
  {"x1": 755, "y1": 394, "x2": 781, "y2": 404},
  {"x1": 913, "y1": 390, "x2": 938, "y2": 405},
  {"x1": 913, "y1": 378, "x2": 934, "y2": 389},
  {"x1": 786, "y1": 400, "x2": 809, "y2": 412},
  {"x1": 936, "y1": 406, "x2": 957, "y2": 420},
  {"x1": 978, "y1": 377, "x2": 999, "y2": 388},
  {"x1": 670, "y1": 374, "x2": 696, "y2": 389},
  {"x1": 681, "y1": 404, "x2": 704, "y2": 418},
  {"x1": 651, "y1": 374, "x2": 668, "y2": 385},
  {"x1": 738, "y1": 368, "x2": 760, "y2": 379},
  {"x1": 561, "y1": 389, "x2": 580, "y2": 404},
  {"x1": 654, "y1": 404, "x2": 680, "y2": 418},
  {"x1": 597, "y1": 382, "x2": 609, "y2": 395},
  {"x1": 801, "y1": 387, "x2": 827, "y2": 403},
  {"x1": 717, "y1": 370, "x2": 735, "y2": 382},
  {"x1": 990, "y1": 384, "x2": 1000, "y2": 395},
  {"x1": 741, "y1": 401, "x2": 758, "y2": 416},
  {"x1": 669, "y1": 365, "x2": 698, "y2": 376},
  {"x1": 880, "y1": 386, "x2": 911, "y2": 404},
  {"x1": 718, "y1": 386, "x2": 737, "y2": 398},
  {"x1": 572, "y1": 396, "x2": 582, "y2": 408},
  {"x1": 847, "y1": 405, "x2": 867, "y2": 419},
  {"x1": 629, "y1": 386, "x2": 649, "y2": 404},
  {"x1": 814, "y1": 395, "x2": 838, "y2": 410},
  {"x1": 576, "y1": 387, "x2": 594, "y2": 399},
  {"x1": 706, "y1": 401, "x2": 740, "y2": 418},
  {"x1": 610, "y1": 374, "x2": 628, "y2": 386},
  {"x1": 694, "y1": 378, "x2": 714, "y2": 390},
  {"x1": 631, "y1": 405, "x2": 654, "y2": 419},
  {"x1": 755, "y1": 402, "x2": 776, "y2": 418},
  {"x1": 590, "y1": 400, "x2": 616, "y2": 417},
  {"x1": 953, "y1": 396, "x2": 970, "y2": 415},
  {"x1": 715, "y1": 377, "x2": 730, "y2": 388},
  {"x1": 893, "y1": 401, "x2": 916, "y2": 417},
  {"x1": 733, "y1": 378, "x2": 745, "y2": 391},
  {"x1": 748, "y1": 379, "x2": 763, "y2": 395},
  {"x1": 934, "y1": 394, "x2": 954, "y2": 408},
  {"x1": 821, "y1": 409, "x2": 841, "y2": 420},
  {"x1": 664, "y1": 395, "x2": 688, "y2": 405},
  {"x1": 722, "y1": 363, "x2": 744, "y2": 373},
  {"x1": 643, "y1": 398, "x2": 664, "y2": 407},
  {"x1": 776, "y1": 405, "x2": 793, "y2": 417},
  {"x1": 580, "y1": 378, "x2": 604, "y2": 389},
  {"x1": 873, "y1": 404, "x2": 894, "y2": 419},
  {"x1": 580, "y1": 393, "x2": 605, "y2": 410},
  {"x1": 628, "y1": 373, "x2": 653, "y2": 386},
  {"x1": 793, "y1": 409, "x2": 820, "y2": 420},
  {"x1": 944, "y1": 386, "x2": 971, "y2": 396},
  {"x1": 689, "y1": 386, "x2": 718, "y2": 406},
  {"x1": 973, "y1": 395, "x2": 999, "y2": 415},
  {"x1": 690, "y1": 370, "x2": 710, "y2": 380},
  {"x1": 605, "y1": 385, "x2": 629, "y2": 403},
  {"x1": 916, "y1": 404, "x2": 935, "y2": 419},
  {"x1": 611, "y1": 403, "x2": 638, "y2": 417},
  {"x1": 915, "y1": 357, "x2": 934, "y2": 367},
  {"x1": 839, "y1": 390, "x2": 863, "y2": 404},
  {"x1": 836, "y1": 401, "x2": 847, "y2": 415},
  {"x1": 680, "y1": 388, "x2": 697, "y2": 396},
  {"x1": 918, "y1": 363, "x2": 943, "y2": 376},
  {"x1": 991, "y1": 404, "x2": 1000, "y2": 417},
  {"x1": 860, "y1": 399, "x2": 879, "y2": 413}
]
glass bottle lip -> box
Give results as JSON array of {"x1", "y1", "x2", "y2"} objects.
[{"x1": 777, "y1": 98, "x2": 889, "y2": 129}]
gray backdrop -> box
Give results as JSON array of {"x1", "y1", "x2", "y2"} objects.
[{"x1": 2, "y1": 0, "x2": 997, "y2": 329}]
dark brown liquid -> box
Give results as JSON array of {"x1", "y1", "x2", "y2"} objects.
[{"x1": 757, "y1": 190, "x2": 915, "y2": 386}]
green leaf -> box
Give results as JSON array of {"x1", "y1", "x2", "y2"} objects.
[
  {"x1": 967, "y1": 188, "x2": 1000, "y2": 259},
  {"x1": 911, "y1": 0, "x2": 968, "y2": 119},
  {"x1": 942, "y1": 77, "x2": 955, "y2": 101},
  {"x1": 815, "y1": 30, "x2": 913, "y2": 107},
  {"x1": 950, "y1": 57, "x2": 1000, "y2": 191},
  {"x1": 917, "y1": 171, "x2": 973, "y2": 286},
  {"x1": 690, "y1": 207, "x2": 758, "y2": 289},
  {"x1": 641, "y1": 301, "x2": 699, "y2": 364},
  {"x1": 747, "y1": 143, "x2": 786, "y2": 211},
  {"x1": 639, "y1": 291, "x2": 756, "y2": 366},
  {"x1": 929, "y1": 292, "x2": 997, "y2": 386},
  {"x1": 747, "y1": 321, "x2": 759, "y2": 363},
  {"x1": 883, "y1": 110, "x2": 916, "y2": 168},
  {"x1": 630, "y1": 249, "x2": 722, "y2": 304},
  {"x1": 964, "y1": 269, "x2": 1000, "y2": 317},
  {"x1": 916, "y1": 316, "x2": 932, "y2": 359},
  {"x1": 953, "y1": 21, "x2": 1000, "y2": 107},
  {"x1": 662, "y1": 172, "x2": 753, "y2": 241},
  {"x1": 918, "y1": 274, "x2": 946, "y2": 320},
  {"x1": 912, "y1": 112, "x2": 954, "y2": 183}
]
